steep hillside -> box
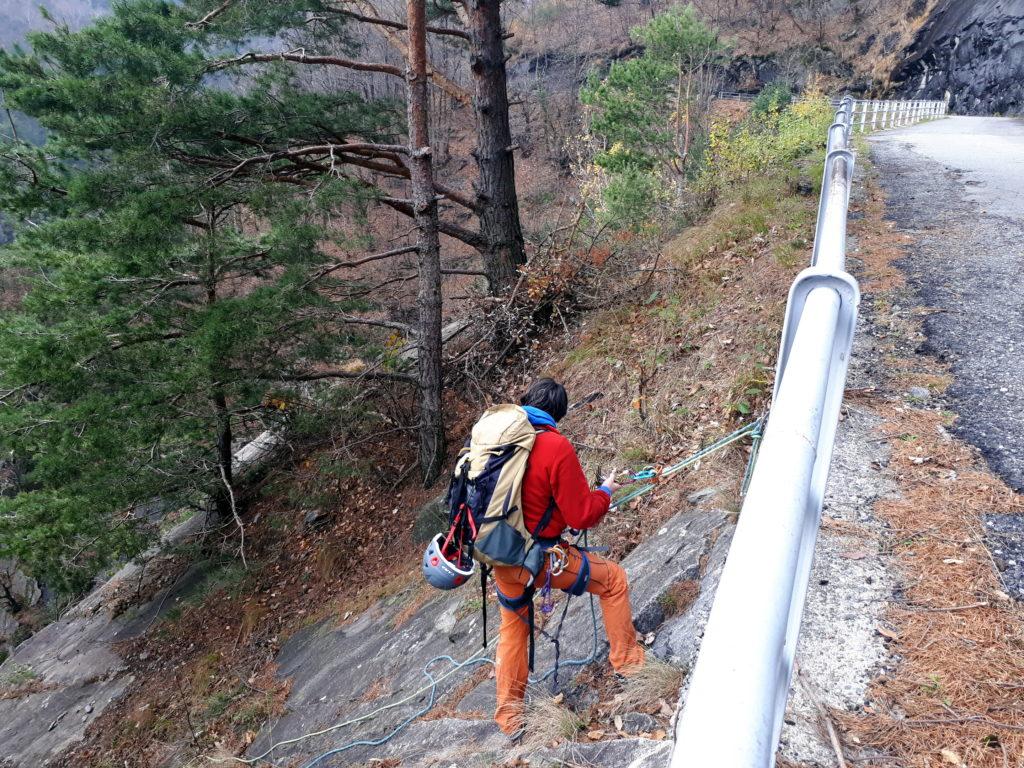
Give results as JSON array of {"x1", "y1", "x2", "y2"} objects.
[{"x1": 892, "y1": 0, "x2": 1024, "y2": 114}]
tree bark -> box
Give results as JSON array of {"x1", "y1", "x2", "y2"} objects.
[
  {"x1": 406, "y1": 0, "x2": 446, "y2": 486},
  {"x1": 211, "y1": 386, "x2": 234, "y2": 519},
  {"x1": 465, "y1": 0, "x2": 526, "y2": 294},
  {"x1": 204, "y1": 214, "x2": 235, "y2": 518}
]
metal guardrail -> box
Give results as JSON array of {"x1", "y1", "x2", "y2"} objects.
[
  {"x1": 670, "y1": 95, "x2": 882, "y2": 767},
  {"x1": 849, "y1": 98, "x2": 948, "y2": 131}
]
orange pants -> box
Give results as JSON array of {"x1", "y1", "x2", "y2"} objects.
[{"x1": 492, "y1": 545, "x2": 645, "y2": 733}]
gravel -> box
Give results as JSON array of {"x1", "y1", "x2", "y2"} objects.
[{"x1": 870, "y1": 116, "x2": 1024, "y2": 492}]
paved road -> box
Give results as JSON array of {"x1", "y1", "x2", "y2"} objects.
[{"x1": 870, "y1": 116, "x2": 1024, "y2": 490}]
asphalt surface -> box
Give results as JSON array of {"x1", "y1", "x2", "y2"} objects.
[{"x1": 870, "y1": 116, "x2": 1024, "y2": 491}]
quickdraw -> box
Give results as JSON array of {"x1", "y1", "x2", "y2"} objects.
[{"x1": 539, "y1": 545, "x2": 569, "y2": 615}]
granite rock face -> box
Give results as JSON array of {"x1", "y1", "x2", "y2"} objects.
[{"x1": 893, "y1": 0, "x2": 1024, "y2": 115}]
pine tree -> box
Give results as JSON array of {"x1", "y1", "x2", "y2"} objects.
[
  {"x1": 0, "y1": 0, "x2": 410, "y2": 590},
  {"x1": 189, "y1": 0, "x2": 526, "y2": 293}
]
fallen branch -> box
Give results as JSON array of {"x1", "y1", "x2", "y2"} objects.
[
  {"x1": 905, "y1": 600, "x2": 990, "y2": 613},
  {"x1": 796, "y1": 663, "x2": 848, "y2": 768}
]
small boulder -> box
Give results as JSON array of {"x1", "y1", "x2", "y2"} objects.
[
  {"x1": 621, "y1": 711, "x2": 659, "y2": 735},
  {"x1": 302, "y1": 509, "x2": 331, "y2": 532},
  {"x1": 907, "y1": 386, "x2": 931, "y2": 401},
  {"x1": 687, "y1": 487, "x2": 718, "y2": 505}
]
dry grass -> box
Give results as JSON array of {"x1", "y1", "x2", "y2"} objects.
[
  {"x1": 533, "y1": 170, "x2": 820, "y2": 560},
  {"x1": 659, "y1": 579, "x2": 701, "y2": 619},
  {"x1": 614, "y1": 658, "x2": 686, "y2": 715},
  {"x1": 521, "y1": 690, "x2": 587, "y2": 748}
]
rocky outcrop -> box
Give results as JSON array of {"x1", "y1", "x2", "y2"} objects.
[
  {"x1": 0, "y1": 429, "x2": 285, "y2": 766},
  {"x1": 243, "y1": 499, "x2": 730, "y2": 767},
  {"x1": 893, "y1": 0, "x2": 1024, "y2": 114}
]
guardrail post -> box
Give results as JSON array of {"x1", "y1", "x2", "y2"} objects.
[{"x1": 859, "y1": 100, "x2": 867, "y2": 132}]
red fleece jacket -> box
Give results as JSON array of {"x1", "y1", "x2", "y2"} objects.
[{"x1": 521, "y1": 425, "x2": 611, "y2": 538}]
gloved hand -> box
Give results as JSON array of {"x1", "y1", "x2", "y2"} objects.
[{"x1": 600, "y1": 468, "x2": 623, "y2": 494}]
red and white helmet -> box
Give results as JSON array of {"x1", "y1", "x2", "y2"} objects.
[{"x1": 422, "y1": 533, "x2": 475, "y2": 590}]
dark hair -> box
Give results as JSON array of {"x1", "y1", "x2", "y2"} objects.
[{"x1": 520, "y1": 378, "x2": 568, "y2": 422}]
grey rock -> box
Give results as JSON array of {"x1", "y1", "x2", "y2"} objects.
[
  {"x1": 907, "y1": 386, "x2": 931, "y2": 401},
  {"x1": 302, "y1": 508, "x2": 331, "y2": 531},
  {"x1": 562, "y1": 681, "x2": 599, "y2": 714},
  {"x1": 892, "y1": 0, "x2": 1024, "y2": 116},
  {"x1": 533, "y1": 736, "x2": 671, "y2": 768},
  {"x1": 620, "y1": 711, "x2": 658, "y2": 735},
  {"x1": 454, "y1": 680, "x2": 495, "y2": 716},
  {"x1": 686, "y1": 487, "x2": 718, "y2": 505}
]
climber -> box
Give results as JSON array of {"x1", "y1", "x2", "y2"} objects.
[{"x1": 492, "y1": 377, "x2": 645, "y2": 735}]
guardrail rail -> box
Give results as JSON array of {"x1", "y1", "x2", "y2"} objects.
[
  {"x1": 669, "y1": 95, "x2": 943, "y2": 767},
  {"x1": 850, "y1": 98, "x2": 948, "y2": 131}
]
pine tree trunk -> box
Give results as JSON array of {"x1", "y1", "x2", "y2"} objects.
[
  {"x1": 212, "y1": 387, "x2": 234, "y2": 519},
  {"x1": 406, "y1": 0, "x2": 446, "y2": 485},
  {"x1": 205, "y1": 220, "x2": 235, "y2": 519},
  {"x1": 465, "y1": 0, "x2": 526, "y2": 294}
]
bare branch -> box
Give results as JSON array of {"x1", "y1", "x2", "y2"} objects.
[
  {"x1": 274, "y1": 368, "x2": 416, "y2": 384},
  {"x1": 302, "y1": 244, "x2": 419, "y2": 286},
  {"x1": 205, "y1": 142, "x2": 409, "y2": 186},
  {"x1": 323, "y1": 5, "x2": 470, "y2": 39},
  {"x1": 186, "y1": 0, "x2": 236, "y2": 29},
  {"x1": 208, "y1": 49, "x2": 404, "y2": 78}
]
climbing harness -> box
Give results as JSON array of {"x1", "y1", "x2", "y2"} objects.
[{"x1": 227, "y1": 416, "x2": 765, "y2": 767}]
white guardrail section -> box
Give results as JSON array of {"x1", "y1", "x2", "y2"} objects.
[
  {"x1": 669, "y1": 95, "x2": 927, "y2": 767},
  {"x1": 850, "y1": 98, "x2": 948, "y2": 131}
]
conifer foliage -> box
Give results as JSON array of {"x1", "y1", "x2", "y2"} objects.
[{"x1": 0, "y1": 0, "x2": 516, "y2": 589}]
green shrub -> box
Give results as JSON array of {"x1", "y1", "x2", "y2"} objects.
[
  {"x1": 701, "y1": 91, "x2": 833, "y2": 194},
  {"x1": 750, "y1": 82, "x2": 793, "y2": 120}
]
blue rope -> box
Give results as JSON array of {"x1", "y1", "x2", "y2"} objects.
[
  {"x1": 298, "y1": 653, "x2": 494, "y2": 768},
  {"x1": 612, "y1": 418, "x2": 763, "y2": 510}
]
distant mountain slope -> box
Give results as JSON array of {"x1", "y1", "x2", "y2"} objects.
[{"x1": 0, "y1": 0, "x2": 111, "y2": 50}]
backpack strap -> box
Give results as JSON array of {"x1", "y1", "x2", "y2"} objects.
[
  {"x1": 532, "y1": 498, "x2": 558, "y2": 539},
  {"x1": 480, "y1": 565, "x2": 491, "y2": 649}
]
